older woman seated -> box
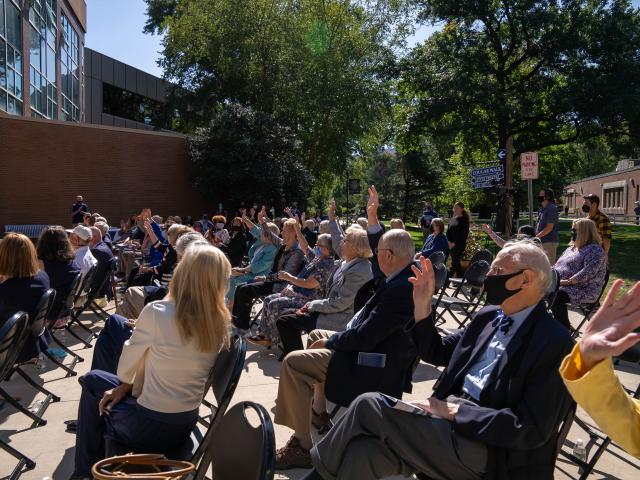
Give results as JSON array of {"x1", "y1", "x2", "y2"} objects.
[
  {"x1": 248, "y1": 225, "x2": 336, "y2": 349},
  {"x1": 550, "y1": 218, "x2": 607, "y2": 330},
  {"x1": 417, "y1": 217, "x2": 449, "y2": 261},
  {"x1": 225, "y1": 218, "x2": 279, "y2": 304},
  {"x1": 72, "y1": 245, "x2": 231, "y2": 478}
]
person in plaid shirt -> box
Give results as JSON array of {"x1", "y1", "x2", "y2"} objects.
[{"x1": 582, "y1": 194, "x2": 612, "y2": 257}]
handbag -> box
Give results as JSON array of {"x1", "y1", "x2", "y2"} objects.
[{"x1": 91, "y1": 454, "x2": 195, "y2": 480}]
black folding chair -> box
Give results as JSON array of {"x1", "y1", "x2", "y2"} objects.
[
  {"x1": 430, "y1": 263, "x2": 449, "y2": 313},
  {"x1": 8, "y1": 290, "x2": 61, "y2": 424},
  {"x1": 545, "y1": 268, "x2": 561, "y2": 312},
  {"x1": 88, "y1": 258, "x2": 118, "y2": 320},
  {"x1": 64, "y1": 265, "x2": 99, "y2": 348},
  {"x1": 570, "y1": 269, "x2": 610, "y2": 339},
  {"x1": 426, "y1": 251, "x2": 446, "y2": 267},
  {"x1": 447, "y1": 249, "x2": 493, "y2": 291},
  {"x1": 193, "y1": 401, "x2": 275, "y2": 480},
  {"x1": 48, "y1": 272, "x2": 85, "y2": 373},
  {"x1": 434, "y1": 260, "x2": 490, "y2": 328}
]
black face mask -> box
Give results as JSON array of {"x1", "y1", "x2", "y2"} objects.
[
  {"x1": 581, "y1": 204, "x2": 590, "y2": 213},
  {"x1": 537, "y1": 196, "x2": 545, "y2": 203},
  {"x1": 428, "y1": 224, "x2": 434, "y2": 233},
  {"x1": 571, "y1": 229, "x2": 577, "y2": 242},
  {"x1": 484, "y1": 270, "x2": 524, "y2": 305}
]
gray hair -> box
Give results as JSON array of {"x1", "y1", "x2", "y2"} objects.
[
  {"x1": 319, "y1": 220, "x2": 330, "y2": 234},
  {"x1": 499, "y1": 240, "x2": 552, "y2": 293},
  {"x1": 316, "y1": 233, "x2": 334, "y2": 254},
  {"x1": 356, "y1": 217, "x2": 368, "y2": 230},
  {"x1": 263, "y1": 222, "x2": 281, "y2": 248},
  {"x1": 94, "y1": 221, "x2": 109, "y2": 236},
  {"x1": 304, "y1": 219, "x2": 316, "y2": 230},
  {"x1": 380, "y1": 229, "x2": 415, "y2": 262},
  {"x1": 175, "y1": 232, "x2": 207, "y2": 257}
]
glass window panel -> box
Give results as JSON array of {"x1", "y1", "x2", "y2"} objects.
[
  {"x1": 0, "y1": 40, "x2": 5, "y2": 89},
  {"x1": 7, "y1": 47, "x2": 13, "y2": 67},
  {"x1": 15, "y1": 72, "x2": 21, "y2": 98},
  {"x1": 72, "y1": 76, "x2": 79, "y2": 104},
  {"x1": 14, "y1": 98, "x2": 22, "y2": 114},
  {"x1": 29, "y1": 26, "x2": 41, "y2": 71},
  {"x1": 6, "y1": 1, "x2": 22, "y2": 49},
  {"x1": 7, "y1": 68, "x2": 14, "y2": 93},
  {"x1": 0, "y1": 92, "x2": 6, "y2": 112},
  {"x1": 7, "y1": 94, "x2": 15, "y2": 113},
  {"x1": 46, "y1": 46, "x2": 55, "y2": 81},
  {"x1": 14, "y1": 49, "x2": 20, "y2": 71},
  {"x1": 0, "y1": 0, "x2": 5, "y2": 38}
]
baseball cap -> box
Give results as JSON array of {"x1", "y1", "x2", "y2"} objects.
[{"x1": 66, "y1": 225, "x2": 92, "y2": 241}]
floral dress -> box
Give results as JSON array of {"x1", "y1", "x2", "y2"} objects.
[{"x1": 256, "y1": 253, "x2": 335, "y2": 343}]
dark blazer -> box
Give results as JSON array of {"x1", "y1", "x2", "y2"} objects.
[
  {"x1": 410, "y1": 302, "x2": 574, "y2": 480},
  {"x1": 0, "y1": 271, "x2": 50, "y2": 326},
  {"x1": 324, "y1": 263, "x2": 416, "y2": 407},
  {"x1": 42, "y1": 259, "x2": 80, "y2": 319},
  {"x1": 221, "y1": 231, "x2": 247, "y2": 267},
  {"x1": 90, "y1": 241, "x2": 115, "y2": 296},
  {"x1": 366, "y1": 224, "x2": 385, "y2": 280}
]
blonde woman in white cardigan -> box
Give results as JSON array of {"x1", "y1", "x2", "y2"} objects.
[{"x1": 72, "y1": 244, "x2": 231, "y2": 478}]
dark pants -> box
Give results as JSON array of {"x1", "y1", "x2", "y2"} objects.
[
  {"x1": 551, "y1": 290, "x2": 571, "y2": 330},
  {"x1": 310, "y1": 392, "x2": 486, "y2": 480},
  {"x1": 74, "y1": 370, "x2": 198, "y2": 476},
  {"x1": 91, "y1": 314, "x2": 133, "y2": 374},
  {"x1": 127, "y1": 268, "x2": 154, "y2": 288},
  {"x1": 450, "y1": 250, "x2": 465, "y2": 278},
  {"x1": 232, "y1": 281, "x2": 275, "y2": 329},
  {"x1": 276, "y1": 311, "x2": 319, "y2": 355}
]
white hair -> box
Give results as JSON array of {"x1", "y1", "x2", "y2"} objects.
[
  {"x1": 499, "y1": 240, "x2": 552, "y2": 293},
  {"x1": 319, "y1": 220, "x2": 330, "y2": 234},
  {"x1": 94, "y1": 221, "x2": 109, "y2": 236},
  {"x1": 356, "y1": 217, "x2": 368, "y2": 229},
  {"x1": 175, "y1": 232, "x2": 207, "y2": 257},
  {"x1": 380, "y1": 229, "x2": 415, "y2": 262}
]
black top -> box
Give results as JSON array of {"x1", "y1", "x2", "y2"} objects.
[
  {"x1": 90, "y1": 241, "x2": 115, "y2": 296},
  {"x1": 71, "y1": 202, "x2": 89, "y2": 224},
  {"x1": 0, "y1": 271, "x2": 50, "y2": 326},
  {"x1": 221, "y1": 231, "x2": 248, "y2": 267},
  {"x1": 302, "y1": 228, "x2": 318, "y2": 248},
  {"x1": 446, "y1": 215, "x2": 470, "y2": 254},
  {"x1": 42, "y1": 259, "x2": 80, "y2": 319}
]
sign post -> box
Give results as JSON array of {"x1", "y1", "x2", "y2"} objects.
[{"x1": 520, "y1": 152, "x2": 539, "y2": 227}]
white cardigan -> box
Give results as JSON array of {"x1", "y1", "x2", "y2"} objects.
[{"x1": 117, "y1": 300, "x2": 218, "y2": 413}]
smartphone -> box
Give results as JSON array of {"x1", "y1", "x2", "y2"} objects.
[
  {"x1": 357, "y1": 352, "x2": 387, "y2": 368},
  {"x1": 380, "y1": 393, "x2": 431, "y2": 417}
]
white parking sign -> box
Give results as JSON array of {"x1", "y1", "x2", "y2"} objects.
[{"x1": 521, "y1": 152, "x2": 539, "y2": 180}]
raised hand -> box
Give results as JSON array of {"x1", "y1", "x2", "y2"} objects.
[
  {"x1": 284, "y1": 207, "x2": 292, "y2": 217},
  {"x1": 481, "y1": 224, "x2": 492, "y2": 234},
  {"x1": 367, "y1": 185, "x2": 379, "y2": 216},
  {"x1": 579, "y1": 280, "x2": 640, "y2": 370},
  {"x1": 301, "y1": 211, "x2": 306, "y2": 223},
  {"x1": 328, "y1": 199, "x2": 337, "y2": 221},
  {"x1": 408, "y1": 256, "x2": 436, "y2": 322}
]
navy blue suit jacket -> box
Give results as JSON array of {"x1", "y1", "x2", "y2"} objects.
[
  {"x1": 324, "y1": 263, "x2": 416, "y2": 406},
  {"x1": 410, "y1": 302, "x2": 574, "y2": 480},
  {"x1": 90, "y1": 241, "x2": 115, "y2": 296}
]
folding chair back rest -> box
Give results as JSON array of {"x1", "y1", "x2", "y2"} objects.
[
  {"x1": 30, "y1": 289, "x2": 56, "y2": 336},
  {"x1": 89, "y1": 258, "x2": 118, "y2": 300},
  {"x1": 0, "y1": 312, "x2": 30, "y2": 380},
  {"x1": 469, "y1": 249, "x2": 493, "y2": 265},
  {"x1": 433, "y1": 263, "x2": 448, "y2": 292},
  {"x1": 208, "y1": 401, "x2": 275, "y2": 480},
  {"x1": 545, "y1": 268, "x2": 561, "y2": 310},
  {"x1": 210, "y1": 335, "x2": 247, "y2": 409},
  {"x1": 74, "y1": 265, "x2": 98, "y2": 303},
  {"x1": 62, "y1": 272, "x2": 82, "y2": 314},
  {"x1": 556, "y1": 403, "x2": 576, "y2": 458},
  {"x1": 427, "y1": 251, "x2": 446, "y2": 267},
  {"x1": 463, "y1": 260, "x2": 491, "y2": 289}
]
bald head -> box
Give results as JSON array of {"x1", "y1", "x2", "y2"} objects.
[{"x1": 89, "y1": 226, "x2": 102, "y2": 247}]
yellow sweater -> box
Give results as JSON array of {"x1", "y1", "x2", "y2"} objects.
[{"x1": 559, "y1": 344, "x2": 640, "y2": 458}]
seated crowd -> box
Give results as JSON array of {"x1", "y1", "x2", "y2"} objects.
[{"x1": 0, "y1": 187, "x2": 638, "y2": 480}]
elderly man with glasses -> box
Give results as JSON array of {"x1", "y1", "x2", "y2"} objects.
[
  {"x1": 273, "y1": 229, "x2": 418, "y2": 470},
  {"x1": 302, "y1": 240, "x2": 575, "y2": 480}
]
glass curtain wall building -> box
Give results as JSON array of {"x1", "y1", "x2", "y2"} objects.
[{"x1": 0, "y1": 0, "x2": 85, "y2": 121}]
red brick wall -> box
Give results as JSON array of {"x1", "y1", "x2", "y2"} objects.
[
  {"x1": 0, "y1": 114, "x2": 208, "y2": 228},
  {"x1": 564, "y1": 168, "x2": 640, "y2": 217}
]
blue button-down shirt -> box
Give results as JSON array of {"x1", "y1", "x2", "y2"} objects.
[{"x1": 462, "y1": 304, "x2": 537, "y2": 400}]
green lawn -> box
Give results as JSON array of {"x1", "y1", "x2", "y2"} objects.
[{"x1": 404, "y1": 219, "x2": 639, "y2": 292}]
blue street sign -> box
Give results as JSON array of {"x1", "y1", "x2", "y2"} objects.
[
  {"x1": 497, "y1": 148, "x2": 507, "y2": 162},
  {"x1": 471, "y1": 164, "x2": 505, "y2": 189}
]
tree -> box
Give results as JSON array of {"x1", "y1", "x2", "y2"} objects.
[
  {"x1": 189, "y1": 103, "x2": 312, "y2": 212},
  {"x1": 401, "y1": 0, "x2": 640, "y2": 231},
  {"x1": 145, "y1": 0, "x2": 415, "y2": 173}
]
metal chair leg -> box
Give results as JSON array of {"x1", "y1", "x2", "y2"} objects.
[
  {"x1": 14, "y1": 366, "x2": 61, "y2": 402},
  {"x1": 65, "y1": 321, "x2": 93, "y2": 348},
  {"x1": 50, "y1": 331, "x2": 85, "y2": 364},
  {"x1": 43, "y1": 349, "x2": 78, "y2": 377},
  {"x1": 0, "y1": 439, "x2": 36, "y2": 480},
  {"x1": 0, "y1": 385, "x2": 47, "y2": 426}
]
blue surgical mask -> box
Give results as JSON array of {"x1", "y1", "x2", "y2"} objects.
[{"x1": 314, "y1": 246, "x2": 323, "y2": 257}]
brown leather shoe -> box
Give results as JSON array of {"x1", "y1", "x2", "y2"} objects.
[
  {"x1": 312, "y1": 409, "x2": 331, "y2": 430},
  {"x1": 275, "y1": 436, "x2": 312, "y2": 470}
]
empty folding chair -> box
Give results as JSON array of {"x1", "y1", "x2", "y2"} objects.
[
  {"x1": 88, "y1": 258, "x2": 119, "y2": 320},
  {"x1": 447, "y1": 249, "x2": 493, "y2": 292},
  {"x1": 545, "y1": 268, "x2": 561, "y2": 312},
  {"x1": 194, "y1": 401, "x2": 275, "y2": 480},
  {"x1": 64, "y1": 265, "x2": 99, "y2": 348},
  {"x1": 0, "y1": 312, "x2": 37, "y2": 479},
  {"x1": 426, "y1": 251, "x2": 446, "y2": 267},
  {"x1": 434, "y1": 260, "x2": 490, "y2": 328},
  {"x1": 430, "y1": 263, "x2": 449, "y2": 313}
]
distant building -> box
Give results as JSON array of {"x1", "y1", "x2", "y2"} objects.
[{"x1": 564, "y1": 160, "x2": 640, "y2": 218}]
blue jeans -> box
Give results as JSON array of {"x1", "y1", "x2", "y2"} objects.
[{"x1": 74, "y1": 370, "x2": 198, "y2": 476}]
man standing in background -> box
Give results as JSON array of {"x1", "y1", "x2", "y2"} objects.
[
  {"x1": 71, "y1": 195, "x2": 89, "y2": 225},
  {"x1": 535, "y1": 188, "x2": 559, "y2": 263}
]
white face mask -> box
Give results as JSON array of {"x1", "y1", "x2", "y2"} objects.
[{"x1": 215, "y1": 222, "x2": 225, "y2": 230}]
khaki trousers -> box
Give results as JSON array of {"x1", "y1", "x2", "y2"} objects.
[
  {"x1": 117, "y1": 286, "x2": 146, "y2": 319},
  {"x1": 541, "y1": 242, "x2": 558, "y2": 264},
  {"x1": 274, "y1": 329, "x2": 335, "y2": 440}
]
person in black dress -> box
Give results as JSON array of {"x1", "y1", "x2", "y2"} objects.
[
  {"x1": 220, "y1": 217, "x2": 248, "y2": 267},
  {"x1": 446, "y1": 201, "x2": 470, "y2": 278},
  {"x1": 36, "y1": 227, "x2": 81, "y2": 322},
  {"x1": 0, "y1": 233, "x2": 50, "y2": 360}
]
